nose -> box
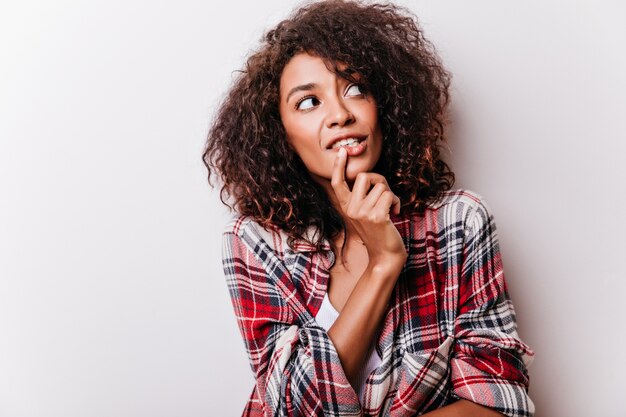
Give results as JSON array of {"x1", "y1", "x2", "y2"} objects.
[{"x1": 325, "y1": 97, "x2": 355, "y2": 128}]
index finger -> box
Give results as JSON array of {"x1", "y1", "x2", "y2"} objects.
[{"x1": 330, "y1": 148, "x2": 351, "y2": 205}]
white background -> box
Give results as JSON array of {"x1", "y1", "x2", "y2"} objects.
[{"x1": 1, "y1": 1, "x2": 625, "y2": 416}]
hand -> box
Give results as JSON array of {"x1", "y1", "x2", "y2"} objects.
[{"x1": 331, "y1": 147, "x2": 408, "y2": 272}]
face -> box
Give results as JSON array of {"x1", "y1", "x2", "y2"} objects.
[{"x1": 278, "y1": 53, "x2": 383, "y2": 184}]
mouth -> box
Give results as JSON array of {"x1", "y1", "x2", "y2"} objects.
[
  {"x1": 327, "y1": 136, "x2": 367, "y2": 150},
  {"x1": 328, "y1": 136, "x2": 368, "y2": 157}
]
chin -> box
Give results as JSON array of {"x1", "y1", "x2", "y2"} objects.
[{"x1": 345, "y1": 163, "x2": 375, "y2": 182}]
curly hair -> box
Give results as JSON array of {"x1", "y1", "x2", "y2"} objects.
[{"x1": 203, "y1": 0, "x2": 455, "y2": 251}]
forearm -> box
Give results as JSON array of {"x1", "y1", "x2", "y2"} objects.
[
  {"x1": 421, "y1": 399, "x2": 504, "y2": 417},
  {"x1": 326, "y1": 261, "x2": 400, "y2": 387}
]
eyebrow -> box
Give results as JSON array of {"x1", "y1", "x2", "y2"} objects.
[{"x1": 285, "y1": 83, "x2": 318, "y2": 103}]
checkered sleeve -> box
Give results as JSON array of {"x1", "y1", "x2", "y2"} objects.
[
  {"x1": 451, "y1": 198, "x2": 535, "y2": 417},
  {"x1": 222, "y1": 231, "x2": 362, "y2": 417}
]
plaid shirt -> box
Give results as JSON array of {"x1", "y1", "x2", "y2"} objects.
[{"x1": 222, "y1": 189, "x2": 534, "y2": 417}]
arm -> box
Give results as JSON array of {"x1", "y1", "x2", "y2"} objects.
[
  {"x1": 223, "y1": 229, "x2": 361, "y2": 416},
  {"x1": 327, "y1": 259, "x2": 401, "y2": 387},
  {"x1": 326, "y1": 147, "x2": 407, "y2": 387},
  {"x1": 447, "y1": 198, "x2": 535, "y2": 417},
  {"x1": 422, "y1": 399, "x2": 504, "y2": 417}
]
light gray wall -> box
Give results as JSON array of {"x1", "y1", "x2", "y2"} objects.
[{"x1": 1, "y1": 1, "x2": 624, "y2": 416}]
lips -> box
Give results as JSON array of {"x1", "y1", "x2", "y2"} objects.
[
  {"x1": 325, "y1": 137, "x2": 368, "y2": 157},
  {"x1": 326, "y1": 134, "x2": 367, "y2": 150},
  {"x1": 338, "y1": 138, "x2": 368, "y2": 156}
]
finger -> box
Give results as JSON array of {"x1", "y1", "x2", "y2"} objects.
[
  {"x1": 361, "y1": 182, "x2": 388, "y2": 209},
  {"x1": 376, "y1": 190, "x2": 400, "y2": 218},
  {"x1": 330, "y1": 148, "x2": 351, "y2": 205},
  {"x1": 352, "y1": 172, "x2": 389, "y2": 202},
  {"x1": 391, "y1": 194, "x2": 401, "y2": 215},
  {"x1": 373, "y1": 190, "x2": 400, "y2": 215}
]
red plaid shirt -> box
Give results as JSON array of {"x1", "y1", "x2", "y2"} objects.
[{"x1": 222, "y1": 189, "x2": 534, "y2": 416}]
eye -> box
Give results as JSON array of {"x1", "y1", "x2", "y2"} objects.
[
  {"x1": 295, "y1": 96, "x2": 319, "y2": 110},
  {"x1": 345, "y1": 84, "x2": 366, "y2": 97}
]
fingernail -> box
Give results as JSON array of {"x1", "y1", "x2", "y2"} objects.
[{"x1": 338, "y1": 148, "x2": 346, "y2": 157}]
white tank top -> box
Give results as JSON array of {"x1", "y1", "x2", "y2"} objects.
[{"x1": 314, "y1": 292, "x2": 383, "y2": 404}]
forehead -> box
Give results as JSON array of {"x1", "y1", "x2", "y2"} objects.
[
  {"x1": 279, "y1": 53, "x2": 350, "y2": 92},
  {"x1": 280, "y1": 54, "x2": 330, "y2": 84}
]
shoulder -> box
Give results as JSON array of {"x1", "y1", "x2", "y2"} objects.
[
  {"x1": 426, "y1": 188, "x2": 489, "y2": 214},
  {"x1": 396, "y1": 188, "x2": 497, "y2": 234},
  {"x1": 222, "y1": 213, "x2": 296, "y2": 259},
  {"x1": 392, "y1": 189, "x2": 495, "y2": 241}
]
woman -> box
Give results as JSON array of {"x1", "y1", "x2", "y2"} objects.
[{"x1": 203, "y1": 1, "x2": 534, "y2": 416}]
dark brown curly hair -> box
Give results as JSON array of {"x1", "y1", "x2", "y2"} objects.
[{"x1": 203, "y1": 0, "x2": 454, "y2": 251}]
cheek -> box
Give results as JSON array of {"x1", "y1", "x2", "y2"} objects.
[
  {"x1": 367, "y1": 107, "x2": 380, "y2": 129},
  {"x1": 287, "y1": 132, "x2": 315, "y2": 156},
  {"x1": 283, "y1": 120, "x2": 319, "y2": 153}
]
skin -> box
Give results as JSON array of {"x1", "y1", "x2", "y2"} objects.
[{"x1": 278, "y1": 52, "x2": 502, "y2": 416}]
